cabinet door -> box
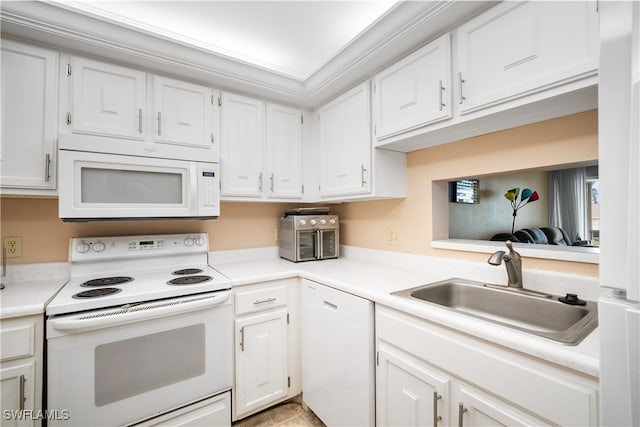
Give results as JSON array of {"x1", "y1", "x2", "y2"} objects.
[
  {"x1": 153, "y1": 76, "x2": 213, "y2": 148},
  {"x1": 265, "y1": 103, "x2": 302, "y2": 199},
  {"x1": 1, "y1": 361, "x2": 36, "y2": 427},
  {"x1": 318, "y1": 81, "x2": 371, "y2": 197},
  {"x1": 457, "y1": 1, "x2": 598, "y2": 114},
  {"x1": 455, "y1": 384, "x2": 551, "y2": 427},
  {"x1": 377, "y1": 345, "x2": 451, "y2": 427},
  {"x1": 1, "y1": 40, "x2": 57, "y2": 190},
  {"x1": 220, "y1": 92, "x2": 265, "y2": 197},
  {"x1": 235, "y1": 309, "x2": 288, "y2": 417},
  {"x1": 374, "y1": 33, "x2": 452, "y2": 139},
  {"x1": 70, "y1": 57, "x2": 145, "y2": 139}
]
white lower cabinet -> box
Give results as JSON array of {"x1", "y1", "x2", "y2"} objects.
[
  {"x1": 377, "y1": 344, "x2": 451, "y2": 426},
  {"x1": 0, "y1": 315, "x2": 43, "y2": 427},
  {"x1": 235, "y1": 308, "x2": 288, "y2": 416},
  {"x1": 232, "y1": 279, "x2": 300, "y2": 421},
  {"x1": 376, "y1": 306, "x2": 599, "y2": 427},
  {"x1": 454, "y1": 383, "x2": 550, "y2": 427}
]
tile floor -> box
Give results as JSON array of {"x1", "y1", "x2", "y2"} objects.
[{"x1": 233, "y1": 401, "x2": 325, "y2": 427}]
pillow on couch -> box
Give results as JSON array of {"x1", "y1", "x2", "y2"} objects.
[{"x1": 541, "y1": 227, "x2": 572, "y2": 246}]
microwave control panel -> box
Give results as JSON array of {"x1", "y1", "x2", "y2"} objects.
[{"x1": 197, "y1": 163, "x2": 220, "y2": 215}]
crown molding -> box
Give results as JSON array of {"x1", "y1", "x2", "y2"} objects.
[{"x1": 1, "y1": 1, "x2": 494, "y2": 108}]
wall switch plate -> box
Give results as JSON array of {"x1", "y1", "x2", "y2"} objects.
[
  {"x1": 387, "y1": 228, "x2": 400, "y2": 246},
  {"x1": 3, "y1": 237, "x2": 23, "y2": 258}
]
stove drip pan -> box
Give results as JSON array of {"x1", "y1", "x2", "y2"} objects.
[
  {"x1": 81, "y1": 276, "x2": 133, "y2": 287},
  {"x1": 167, "y1": 275, "x2": 212, "y2": 286},
  {"x1": 172, "y1": 268, "x2": 204, "y2": 275},
  {"x1": 72, "y1": 288, "x2": 123, "y2": 299}
]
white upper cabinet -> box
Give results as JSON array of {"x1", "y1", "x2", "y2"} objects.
[
  {"x1": 153, "y1": 76, "x2": 215, "y2": 148},
  {"x1": 374, "y1": 33, "x2": 452, "y2": 140},
  {"x1": 265, "y1": 103, "x2": 303, "y2": 199},
  {"x1": 318, "y1": 81, "x2": 371, "y2": 198},
  {"x1": 70, "y1": 57, "x2": 146, "y2": 139},
  {"x1": 220, "y1": 92, "x2": 265, "y2": 197},
  {"x1": 61, "y1": 56, "x2": 220, "y2": 162},
  {"x1": 456, "y1": 1, "x2": 599, "y2": 115},
  {"x1": 1, "y1": 39, "x2": 58, "y2": 192}
]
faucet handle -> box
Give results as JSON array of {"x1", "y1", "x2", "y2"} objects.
[
  {"x1": 505, "y1": 240, "x2": 514, "y2": 251},
  {"x1": 505, "y1": 240, "x2": 521, "y2": 259}
]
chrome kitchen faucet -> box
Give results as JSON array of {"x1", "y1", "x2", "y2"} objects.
[{"x1": 488, "y1": 240, "x2": 523, "y2": 288}]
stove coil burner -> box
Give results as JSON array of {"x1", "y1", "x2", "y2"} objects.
[
  {"x1": 172, "y1": 268, "x2": 204, "y2": 275},
  {"x1": 167, "y1": 275, "x2": 212, "y2": 286},
  {"x1": 81, "y1": 276, "x2": 134, "y2": 287},
  {"x1": 72, "y1": 288, "x2": 123, "y2": 299}
]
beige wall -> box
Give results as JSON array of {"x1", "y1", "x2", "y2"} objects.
[
  {"x1": 335, "y1": 110, "x2": 599, "y2": 276},
  {"x1": 0, "y1": 199, "x2": 298, "y2": 264},
  {"x1": 1, "y1": 110, "x2": 599, "y2": 276}
]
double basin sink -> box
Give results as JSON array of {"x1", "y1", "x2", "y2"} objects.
[{"x1": 392, "y1": 278, "x2": 597, "y2": 345}]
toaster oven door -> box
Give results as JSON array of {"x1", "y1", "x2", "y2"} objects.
[
  {"x1": 297, "y1": 230, "x2": 318, "y2": 261},
  {"x1": 318, "y1": 229, "x2": 338, "y2": 259}
]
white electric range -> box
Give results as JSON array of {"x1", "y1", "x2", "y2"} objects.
[{"x1": 46, "y1": 233, "x2": 233, "y2": 427}]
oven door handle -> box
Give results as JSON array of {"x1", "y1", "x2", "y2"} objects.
[{"x1": 49, "y1": 290, "x2": 231, "y2": 333}]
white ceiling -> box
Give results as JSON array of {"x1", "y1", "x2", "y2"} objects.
[{"x1": 56, "y1": 1, "x2": 399, "y2": 81}]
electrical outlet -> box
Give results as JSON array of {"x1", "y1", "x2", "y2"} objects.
[
  {"x1": 387, "y1": 228, "x2": 400, "y2": 246},
  {"x1": 3, "y1": 236, "x2": 23, "y2": 258}
]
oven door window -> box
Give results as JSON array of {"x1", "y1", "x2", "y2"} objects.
[
  {"x1": 319, "y1": 229, "x2": 338, "y2": 259},
  {"x1": 297, "y1": 230, "x2": 317, "y2": 261},
  {"x1": 81, "y1": 167, "x2": 184, "y2": 205},
  {"x1": 94, "y1": 324, "x2": 205, "y2": 406}
]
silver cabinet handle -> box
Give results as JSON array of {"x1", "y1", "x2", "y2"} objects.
[
  {"x1": 44, "y1": 153, "x2": 51, "y2": 182},
  {"x1": 323, "y1": 300, "x2": 338, "y2": 310},
  {"x1": 254, "y1": 297, "x2": 276, "y2": 305},
  {"x1": 458, "y1": 72, "x2": 466, "y2": 105},
  {"x1": 138, "y1": 108, "x2": 143, "y2": 134},
  {"x1": 458, "y1": 403, "x2": 467, "y2": 427},
  {"x1": 258, "y1": 172, "x2": 263, "y2": 192},
  {"x1": 439, "y1": 80, "x2": 446, "y2": 111},
  {"x1": 361, "y1": 164, "x2": 368, "y2": 187},
  {"x1": 270, "y1": 173, "x2": 274, "y2": 193},
  {"x1": 433, "y1": 391, "x2": 442, "y2": 425},
  {"x1": 240, "y1": 327, "x2": 245, "y2": 352},
  {"x1": 157, "y1": 111, "x2": 162, "y2": 136},
  {"x1": 19, "y1": 375, "x2": 26, "y2": 411}
]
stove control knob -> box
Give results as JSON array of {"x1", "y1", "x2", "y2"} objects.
[
  {"x1": 76, "y1": 242, "x2": 90, "y2": 253},
  {"x1": 184, "y1": 237, "x2": 195, "y2": 247},
  {"x1": 299, "y1": 219, "x2": 306, "y2": 226},
  {"x1": 92, "y1": 241, "x2": 106, "y2": 252},
  {"x1": 195, "y1": 237, "x2": 205, "y2": 246},
  {"x1": 310, "y1": 219, "x2": 317, "y2": 226},
  {"x1": 329, "y1": 218, "x2": 336, "y2": 225},
  {"x1": 320, "y1": 219, "x2": 327, "y2": 225}
]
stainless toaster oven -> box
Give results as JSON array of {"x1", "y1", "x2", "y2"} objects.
[{"x1": 279, "y1": 208, "x2": 339, "y2": 262}]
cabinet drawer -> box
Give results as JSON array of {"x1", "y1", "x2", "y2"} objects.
[
  {"x1": 235, "y1": 283, "x2": 287, "y2": 315},
  {"x1": 1, "y1": 321, "x2": 35, "y2": 362}
]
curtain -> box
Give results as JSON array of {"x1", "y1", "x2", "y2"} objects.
[{"x1": 549, "y1": 167, "x2": 588, "y2": 243}]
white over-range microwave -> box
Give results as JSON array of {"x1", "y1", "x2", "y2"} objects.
[{"x1": 58, "y1": 137, "x2": 219, "y2": 221}]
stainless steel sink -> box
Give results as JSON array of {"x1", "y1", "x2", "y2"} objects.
[{"x1": 392, "y1": 278, "x2": 597, "y2": 345}]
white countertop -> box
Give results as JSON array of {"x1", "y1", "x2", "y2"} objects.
[
  {"x1": 210, "y1": 246, "x2": 601, "y2": 378},
  {"x1": 0, "y1": 249, "x2": 600, "y2": 378},
  {"x1": 1, "y1": 262, "x2": 69, "y2": 319}
]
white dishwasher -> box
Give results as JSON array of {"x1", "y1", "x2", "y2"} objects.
[{"x1": 302, "y1": 279, "x2": 375, "y2": 426}]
